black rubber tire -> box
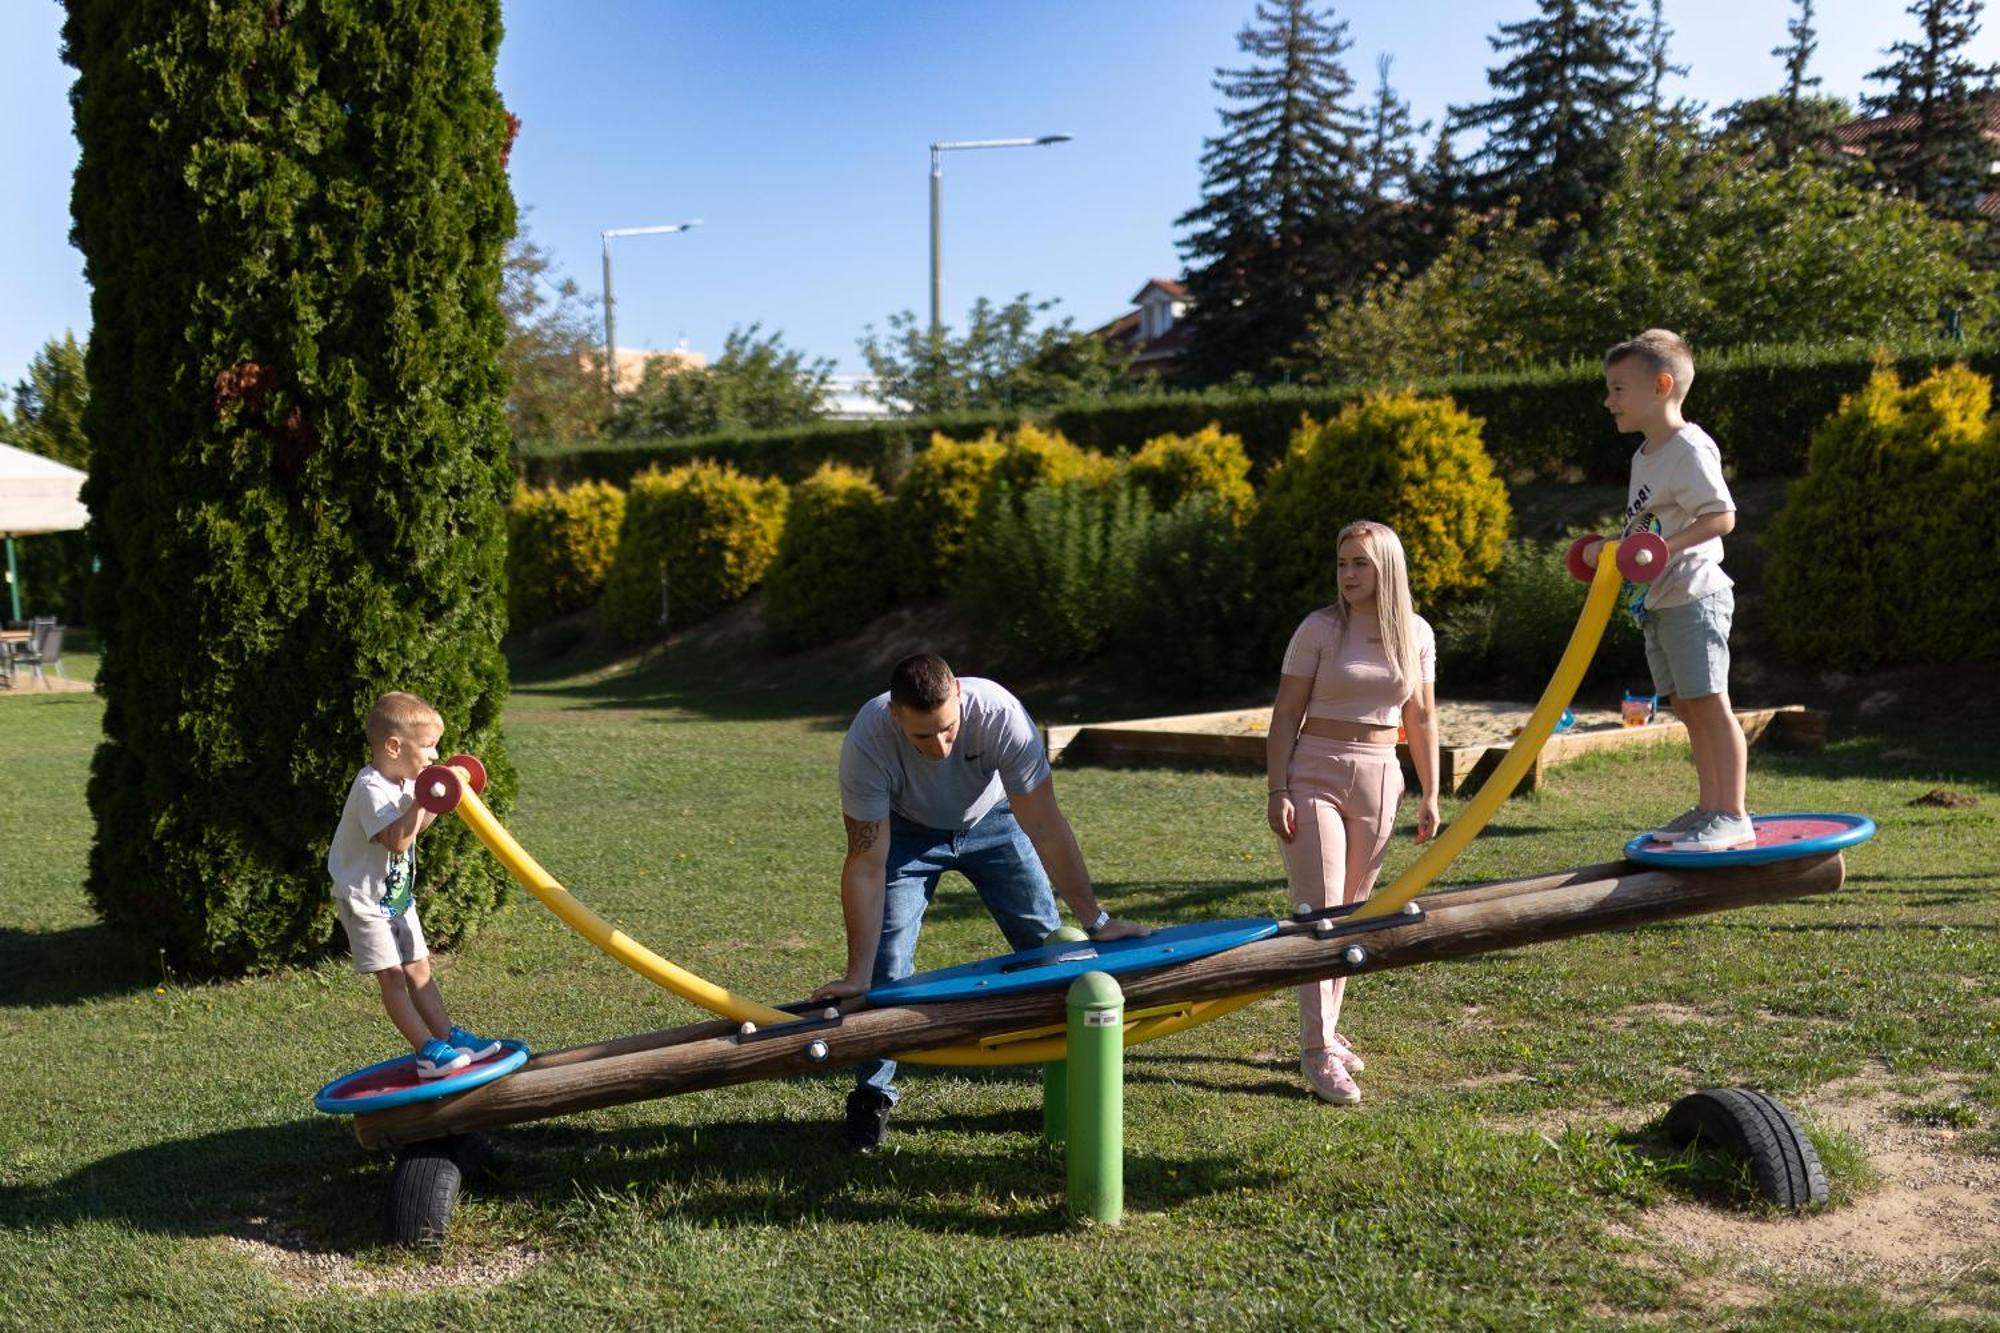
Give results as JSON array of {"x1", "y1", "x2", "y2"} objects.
[
  {"x1": 1663, "y1": 1086, "x2": 1830, "y2": 1210},
  {"x1": 447, "y1": 1132, "x2": 499, "y2": 1186},
  {"x1": 383, "y1": 1140, "x2": 463, "y2": 1248}
]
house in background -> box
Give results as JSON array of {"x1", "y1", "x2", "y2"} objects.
[
  {"x1": 584, "y1": 345, "x2": 707, "y2": 395},
  {"x1": 1091, "y1": 277, "x2": 1192, "y2": 380},
  {"x1": 821, "y1": 373, "x2": 902, "y2": 420}
]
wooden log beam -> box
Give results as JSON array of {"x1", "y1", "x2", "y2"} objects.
[{"x1": 354, "y1": 852, "x2": 1844, "y2": 1148}]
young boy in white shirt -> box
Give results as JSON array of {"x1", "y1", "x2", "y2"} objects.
[
  {"x1": 327, "y1": 691, "x2": 504, "y2": 1077},
  {"x1": 1603, "y1": 329, "x2": 1753, "y2": 851}
]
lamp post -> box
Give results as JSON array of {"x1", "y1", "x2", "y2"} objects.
[
  {"x1": 929, "y1": 135, "x2": 1072, "y2": 335},
  {"x1": 601, "y1": 220, "x2": 702, "y2": 395}
]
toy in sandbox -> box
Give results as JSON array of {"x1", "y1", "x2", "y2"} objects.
[{"x1": 315, "y1": 536, "x2": 1873, "y2": 1245}]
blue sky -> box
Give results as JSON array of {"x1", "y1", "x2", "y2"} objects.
[{"x1": 3, "y1": 2, "x2": 1995, "y2": 384}]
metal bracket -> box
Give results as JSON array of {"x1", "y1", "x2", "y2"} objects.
[{"x1": 1287, "y1": 899, "x2": 1425, "y2": 938}]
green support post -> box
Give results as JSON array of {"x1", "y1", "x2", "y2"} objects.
[
  {"x1": 1041, "y1": 925, "x2": 1090, "y2": 1143},
  {"x1": 1065, "y1": 969, "x2": 1124, "y2": 1225}
]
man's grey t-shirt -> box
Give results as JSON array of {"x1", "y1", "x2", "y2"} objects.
[{"x1": 839, "y1": 677, "x2": 1051, "y2": 832}]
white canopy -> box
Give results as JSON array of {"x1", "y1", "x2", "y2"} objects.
[{"x1": 0, "y1": 440, "x2": 90, "y2": 536}]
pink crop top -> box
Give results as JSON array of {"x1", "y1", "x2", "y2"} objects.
[{"x1": 1281, "y1": 609, "x2": 1436, "y2": 725}]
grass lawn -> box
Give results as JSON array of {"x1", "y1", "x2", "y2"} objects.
[{"x1": 1, "y1": 638, "x2": 1996, "y2": 1331}]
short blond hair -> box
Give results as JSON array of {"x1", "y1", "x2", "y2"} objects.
[
  {"x1": 365, "y1": 691, "x2": 441, "y2": 748},
  {"x1": 1605, "y1": 328, "x2": 1695, "y2": 400}
]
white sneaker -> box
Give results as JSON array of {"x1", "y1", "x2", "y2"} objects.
[
  {"x1": 1684, "y1": 811, "x2": 1756, "y2": 851},
  {"x1": 1650, "y1": 806, "x2": 1707, "y2": 842}
]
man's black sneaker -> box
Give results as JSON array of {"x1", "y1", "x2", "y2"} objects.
[{"x1": 842, "y1": 1087, "x2": 893, "y2": 1154}]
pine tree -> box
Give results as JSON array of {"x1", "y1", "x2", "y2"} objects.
[
  {"x1": 64, "y1": 0, "x2": 518, "y2": 971},
  {"x1": 1177, "y1": 0, "x2": 1370, "y2": 384},
  {"x1": 1862, "y1": 0, "x2": 2000, "y2": 218},
  {"x1": 1359, "y1": 55, "x2": 1433, "y2": 275},
  {"x1": 1720, "y1": 0, "x2": 1852, "y2": 167},
  {"x1": 1446, "y1": 0, "x2": 1648, "y2": 235}
]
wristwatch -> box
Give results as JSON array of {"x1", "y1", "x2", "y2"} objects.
[{"x1": 1085, "y1": 908, "x2": 1111, "y2": 937}]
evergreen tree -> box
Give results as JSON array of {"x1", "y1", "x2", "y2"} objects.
[
  {"x1": 1177, "y1": 0, "x2": 1370, "y2": 384},
  {"x1": 1359, "y1": 54, "x2": 1431, "y2": 272},
  {"x1": 1446, "y1": 0, "x2": 1648, "y2": 235},
  {"x1": 1861, "y1": 0, "x2": 2000, "y2": 218},
  {"x1": 64, "y1": 0, "x2": 518, "y2": 971},
  {"x1": 3, "y1": 333, "x2": 90, "y2": 469},
  {"x1": 1720, "y1": 0, "x2": 1852, "y2": 167},
  {"x1": 1, "y1": 333, "x2": 93, "y2": 623}
]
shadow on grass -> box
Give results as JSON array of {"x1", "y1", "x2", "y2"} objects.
[
  {"x1": 3, "y1": 1094, "x2": 1282, "y2": 1251},
  {"x1": 0, "y1": 924, "x2": 156, "y2": 1008}
]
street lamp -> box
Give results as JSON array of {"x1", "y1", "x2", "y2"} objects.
[
  {"x1": 929, "y1": 134, "x2": 1072, "y2": 335},
  {"x1": 601, "y1": 220, "x2": 702, "y2": 395}
]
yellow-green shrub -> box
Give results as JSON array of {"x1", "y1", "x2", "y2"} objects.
[
  {"x1": 601, "y1": 461, "x2": 788, "y2": 642},
  {"x1": 765, "y1": 463, "x2": 894, "y2": 649},
  {"x1": 1250, "y1": 391, "x2": 1511, "y2": 618},
  {"x1": 891, "y1": 433, "x2": 1005, "y2": 596},
  {"x1": 990, "y1": 422, "x2": 1118, "y2": 494},
  {"x1": 506, "y1": 481, "x2": 626, "y2": 631},
  {"x1": 1768, "y1": 364, "x2": 2000, "y2": 667},
  {"x1": 1125, "y1": 422, "x2": 1255, "y2": 524}
]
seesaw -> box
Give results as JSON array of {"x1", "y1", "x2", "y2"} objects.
[{"x1": 324, "y1": 531, "x2": 1873, "y2": 1241}]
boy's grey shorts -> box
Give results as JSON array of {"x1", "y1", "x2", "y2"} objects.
[
  {"x1": 1642, "y1": 586, "x2": 1733, "y2": 701},
  {"x1": 335, "y1": 897, "x2": 429, "y2": 975}
]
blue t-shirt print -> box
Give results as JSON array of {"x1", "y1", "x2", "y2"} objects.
[
  {"x1": 1619, "y1": 496, "x2": 1663, "y2": 627},
  {"x1": 377, "y1": 846, "x2": 414, "y2": 919}
]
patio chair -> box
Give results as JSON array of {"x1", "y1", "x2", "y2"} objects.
[{"x1": 16, "y1": 623, "x2": 65, "y2": 686}]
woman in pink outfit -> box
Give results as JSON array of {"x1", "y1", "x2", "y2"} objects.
[{"x1": 1266, "y1": 520, "x2": 1440, "y2": 1104}]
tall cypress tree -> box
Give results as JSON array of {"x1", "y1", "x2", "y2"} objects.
[
  {"x1": 1862, "y1": 0, "x2": 2000, "y2": 217},
  {"x1": 1177, "y1": 0, "x2": 1369, "y2": 384},
  {"x1": 65, "y1": 1, "x2": 518, "y2": 971},
  {"x1": 1446, "y1": 0, "x2": 1648, "y2": 234}
]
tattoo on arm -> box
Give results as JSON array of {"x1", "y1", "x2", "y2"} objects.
[{"x1": 844, "y1": 815, "x2": 881, "y2": 855}]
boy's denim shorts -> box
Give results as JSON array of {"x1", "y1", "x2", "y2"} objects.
[{"x1": 1642, "y1": 586, "x2": 1733, "y2": 701}]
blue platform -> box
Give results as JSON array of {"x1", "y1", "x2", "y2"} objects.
[
  {"x1": 1624, "y1": 813, "x2": 1876, "y2": 869},
  {"x1": 865, "y1": 917, "x2": 1281, "y2": 1005},
  {"x1": 313, "y1": 1039, "x2": 530, "y2": 1115}
]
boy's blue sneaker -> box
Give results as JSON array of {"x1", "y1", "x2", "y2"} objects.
[
  {"x1": 416, "y1": 1038, "x2": 472, "y2": 1080},
  {"x1": 448, "y1": 1026, "x2": 504, "y2": 1063}
]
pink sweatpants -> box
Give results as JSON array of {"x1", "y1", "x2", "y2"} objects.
[{"x1": 1278, "y1": 736, "x2": 1403, "y2": 1054}]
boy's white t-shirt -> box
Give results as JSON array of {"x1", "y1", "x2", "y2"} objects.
[
  {"x1": 326, "y1": 765, "x2": 417, "y2": 919},
  {"x1": 1621, "y1": 422, "x2": 1736, "y2": 612}
]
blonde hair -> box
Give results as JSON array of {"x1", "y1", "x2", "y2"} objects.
[
  {"x1": 1604, "y1": 328, "x2": 1695, "y2": 401},
  {"x1": 365, "y1": 691, "x2": 441, "y2": 748},
  {"x1": 1331, "y1": 520, "x2": 1419, "y2": 699}
]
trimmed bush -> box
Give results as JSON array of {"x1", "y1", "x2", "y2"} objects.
[
  {"x1": 518, "y1": 338, "x2": 2000, "y2": 492},
  {"x1": 506, "y1": 480, "x2": 625, "y2": 631},
  {"x1": 67, "y1": 0, "x2": 517, "y2": 971},
  {"x1": 988, "y1": 422, "x2": 1119, "y2": 495},
  {"x1": 601, "y1": 462, "x2": 787, "y2": 642},
  {"x1": 1113, "y1": 493, "x2": 1263, "y2": 691},
  {"x1": 1251, "y1": 392, "x2": 1511, "y2": 626},
  {"x1": 960, "y1": 481, "x2": 1156, "y2": 673},
  {"x1": 891, "y1": 434, "x2": 1006, "y2": 597},
  {"x1": 764, "y1": 463, "x2": 894, "y2": 650},
  {"x1": 1125, "y1": 423, "x2": 1255, "y2": 524},
  {"x1": 1767, "y1": 364, "x2": 2000, "y2": 668}
]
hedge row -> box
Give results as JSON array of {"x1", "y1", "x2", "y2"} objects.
[{"x1": 515, "y1": 338, "x2": 2000, "y2": 489}]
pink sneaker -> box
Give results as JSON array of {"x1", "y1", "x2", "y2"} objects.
[
  {"x1": 1329, "y1": 1032, "x2": 1365, "y2": 1073},
  {"x1": 1302, "y1": 1051, "x2": 1361, "y2": 1105}
]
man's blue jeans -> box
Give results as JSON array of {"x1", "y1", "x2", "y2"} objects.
[{"x1": 853, "y1": 801, "x2": 1060, "y2": 1103}]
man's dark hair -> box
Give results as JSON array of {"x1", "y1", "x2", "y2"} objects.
[{"x1": 889, "y1": 653, "x2": 956, "y2": 711}]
